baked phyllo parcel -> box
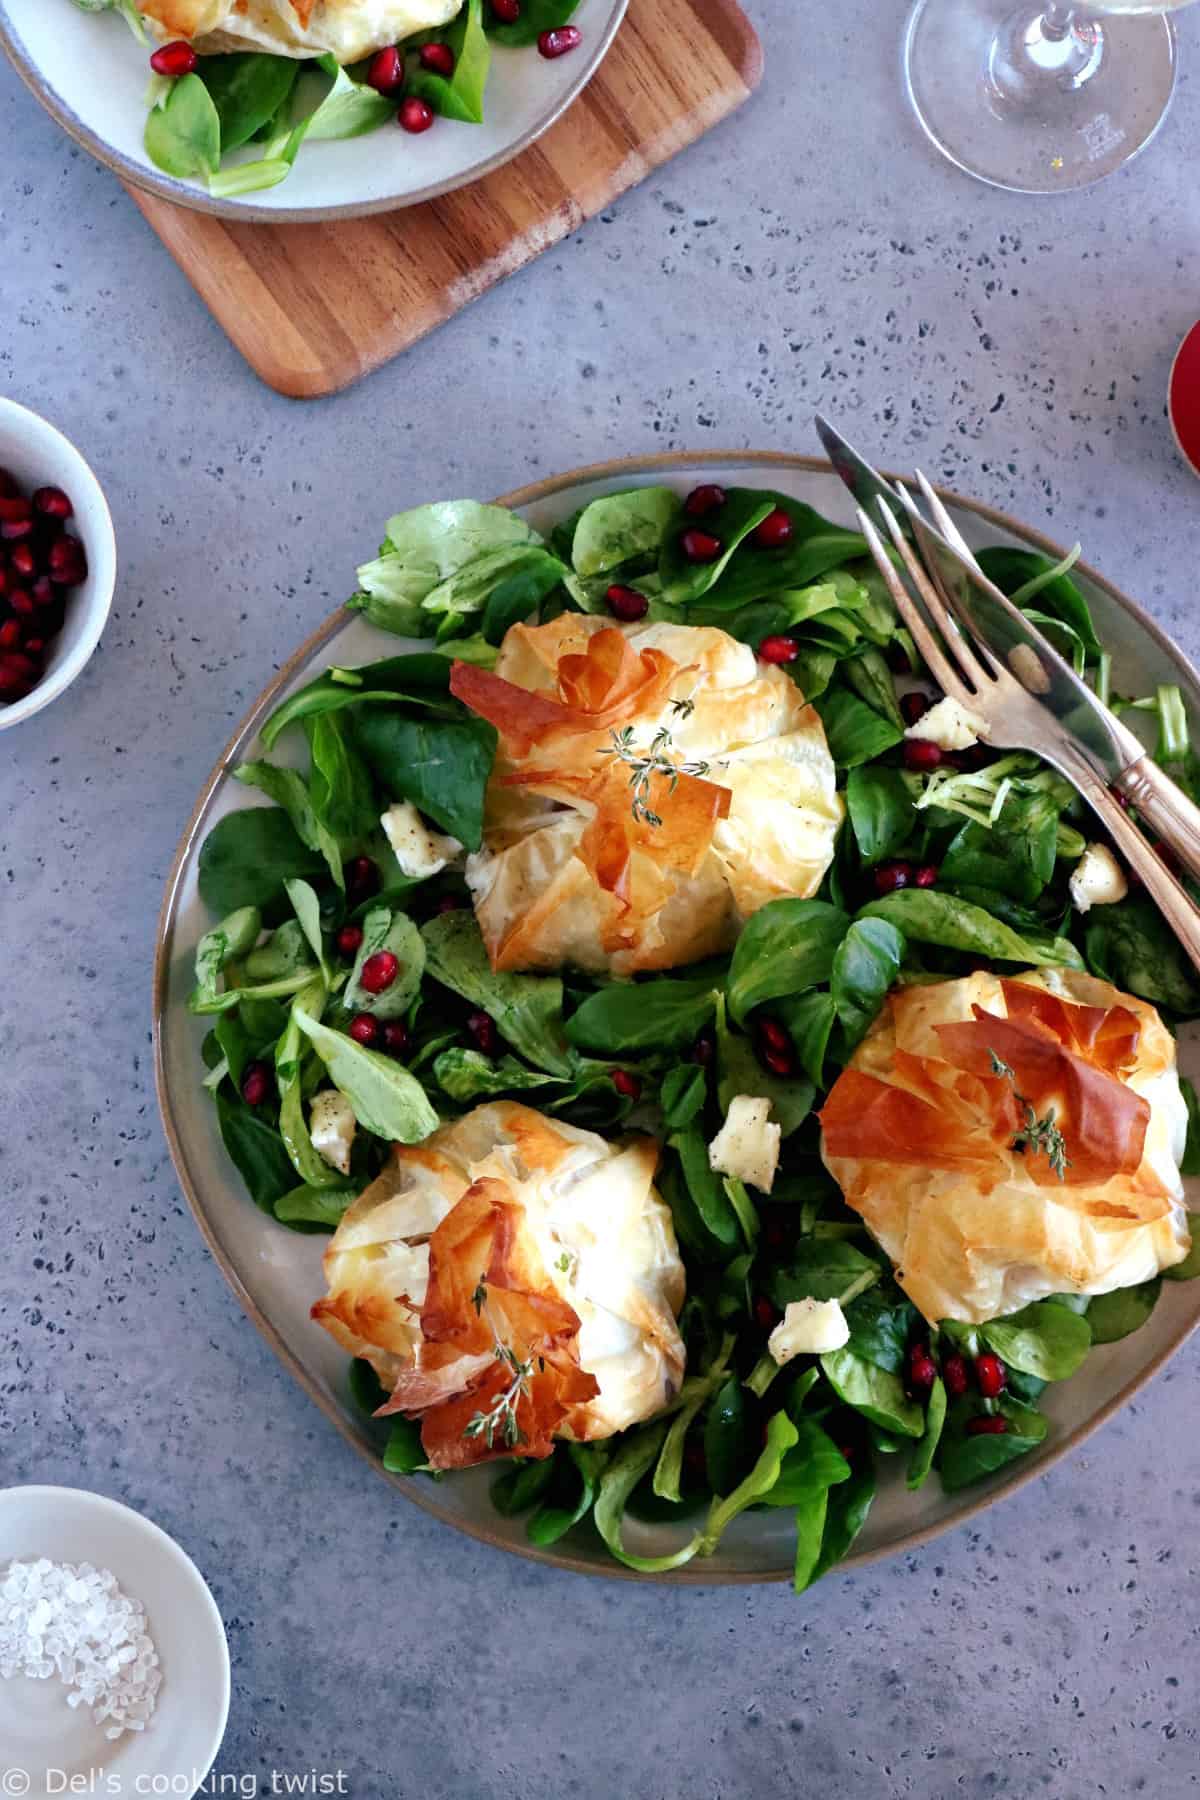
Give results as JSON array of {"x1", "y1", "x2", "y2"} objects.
[
  {"x1": 451, "y1": 617, "x2": 843, "y2": 976},
  {"x1": 312, "y1": 1101, "x2": 686, "y2": 1469},
  {"x1": 138, "y1": 0, "x2": 461, "y2": 60},
  {"x1": 820, "y1": 969, "x2": 1191, "y2": 1325}
]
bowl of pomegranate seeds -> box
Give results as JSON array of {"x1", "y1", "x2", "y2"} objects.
[{"x1": 0, "y1": 397, "x2": 116, "y2": 731}]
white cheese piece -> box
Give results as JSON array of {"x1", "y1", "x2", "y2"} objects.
[
  {"x1": 381, "y1": 801, "x2": 462, "y2": 880},
  {"x1": 768, "y1": 1297, "x2": 850, "y2": 1364},
  {"x1": 310, "y1": 1089, "x2": 357, "y2": 1177},
  {"x1": 1069, "y1": 841, "x2": 1128, "y2": 914},
  {"x1": 708, "y1": 1096, "x2": 780, "y2": 1194},
  {"x1": 904, "y1": 695, "x2": 988, "y2": 752}
]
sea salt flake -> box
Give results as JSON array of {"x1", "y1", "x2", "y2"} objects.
[{"x1": 0, "y1": 1559, "x2": 162, "y2": 1742}]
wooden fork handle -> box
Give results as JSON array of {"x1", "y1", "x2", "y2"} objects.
[
  {"x1": 1112, "y1": 756, "x2": 1200, "y2": 886},
  {"x1": 1065, "y1": 750, "x2": 1200, "y2": 980}
]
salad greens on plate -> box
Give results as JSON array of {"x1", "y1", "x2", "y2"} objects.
[
  {"x1": 70, "y1": 0, "x2": 583, "y2": 198},
  {"x1": 185, "y1": 476, "x2": 1200, "y2": 1589}
]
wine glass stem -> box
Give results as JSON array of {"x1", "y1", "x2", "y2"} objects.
[{"x1": 1042, "y1": 4, "x2": 1078, "y2": 38}]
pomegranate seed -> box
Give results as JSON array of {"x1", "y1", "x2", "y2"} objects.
[
  {"x1": 538, "y1": 24, "x2": 581, "y2": 55},
  {"x1": 337, "y1": 924, "x2": 364, "y2": 958},
  {"x1": 752, "y1": 506, "x2": 794, "y2": 549},
  {"x1": 466, "y1": 1010, "x2": 499, "y2": 1056},
  {"x1": 762, "y1": 1046, "x2": 795, "y2": 1079},
  {"x1": 435, "y1": 892, "x2": 464, "y2": 914},
  {"x1": 908, "y1": 1346, "x2": 938, "y2": 1393},
  {"x1": 32, "y1": 576, "x2": 56, "y2": 608},
  {"x1": 0, "y1": 664, "x2": 34, "y2": 702},
  {"x1": 0, "y1": 567, "x2": 8, "y2": 598},
  {"x1": 966, "y1": 1414, "x2": 1009, "y2": 1437},
  {"x1": 975, "y1": 1352, "x2": 1006, "y2": 1398},
  {"x1": 32, "y1": 486, "x2": 73, "y2": 521},
  {"x1": 914, "y1": 864, "x2": 939, "y2": 889},
  {"x1": 9, "y1": 589, "x2": 34, "y2": 618},
  {"x1": 679, "y1": 528, "x2": 723, "y2": 565},
  {"x1": 0, "y1": 515, "x2": 33, "y2": 543},
  {"x1": 240, "y1": 1061, "x2": 273, "y2": 1107},
  {"x1": 22, "y1": 636, "x2": 45, "y2": 657},
  {"x1": 345, "y1": 856, "x2": 380, "y2": 898},
  {"x1": 754, "y1": 1296, "x2": 779, "y2": 1333},
  {"x1": 903, "y1": 737, "x2": 943, "y2": 772},
  {"x1": 612, "y1": 1068, "x2": 642, "y2": 1101},
  {"x1": 755, "y1": 1016, "x2": 791, "y2": 1055},
  {"x1": 48, "y1": 535, "x2": 87, "y2": 586},
  {"x1": 0, "y1": 620, "x2": 20, "y2": 650},
  {"x1": 366, "y1": 45, "x2": 405, "y2": 93},
  {"x1": 150, "y1": 40, "x2": 198, "y2": 76},
  {"x1": 419, "y1": 41, "x2": 455, "y2": 75},
  {"x1": 381, "y1": 1020, "x2": 410, "y2": 1057},
  {"x1": 398, "y1": 96, "x2": 435, "y2": 133},
  {"x1": 684, "y1": 484, "x2": 726, "y2": 517},
  {"x1": 764, "y1": 1213, "x2": 788, "y2": 1250},
  {"x1": 0, "y1": 497, "x2": 31, "y2": 523},
  {"x1": 946, "y1": 744, "x2": 991, "y2": 773},
  {"x1": 873, "y1": 860, "x2": 912, "y2": 895},
  {"x1": 10, "y1": 542, "x2": 36, "y2": 581},
  {"x1": 942, "y1": 1353, "x2": 969, "y2": 1399},
  {"x1": 886, "y1": 641, "x2": 913, "y2": 674},
  {"x1": 359, "y1": 950, "x2": 399, "y2": 994},
  {"x1": 605, "y1": 583, "x2": 648, "y2": 623},
  {"x1": 900, "y1": 690, "x2": 932, "y2": 726},
  {"x1": 758, "y1": 634, "x2": 799, "y2": 665},
  {"x1": 491, "y1": 0, "x2": 521, "y2": 19},
  {"x1": 348, "y1": 1013, "x2": 380, "y2": 1047},
  {"x1": 691, "y1": 1030, "x2": 715, "y2": 1066}
]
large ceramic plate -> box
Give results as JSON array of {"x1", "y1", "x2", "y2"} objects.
[
  {"x1": 154, "y1": 452, "x2": 1200, "y2": 1582},
  {"x1": 0, "y1": 0, "x2": 625, "y2": 222}
]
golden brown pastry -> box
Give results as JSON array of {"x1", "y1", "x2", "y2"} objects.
[
  {"x1": 313, "y1": 1101, "x2": 686, "y2": 1468},
  {"x1": 451, "y1": 617, "x2": 843, "y2": 976},
  {"x1": 139, "y1": 0, "x2": 461, "y2": 61},
  {"x1": 819, "y1": 968, "x2": 1191, "y2": 1325}
]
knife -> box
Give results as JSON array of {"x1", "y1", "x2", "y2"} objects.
[
  {"x1": 813, "y1": 414, "x2": 1200, "y2": 879},
  {"x1": 814, "y1": 413, "x2": 909, "y2": 532}
]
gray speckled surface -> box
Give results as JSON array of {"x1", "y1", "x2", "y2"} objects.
[{"x1": 4, "y1": 3, "x2": 1200, "y2": 1792}]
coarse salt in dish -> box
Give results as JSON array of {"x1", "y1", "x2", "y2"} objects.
[{"x1": 0, "y1": 1558, "x2": 161, "y2": 1740}]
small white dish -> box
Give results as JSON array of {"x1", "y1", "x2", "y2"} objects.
[
  {"x1": 0, "y1": 0, "x2": 627, "y2": 223},
  {"x1": 0, "y1": 1487, "x2": 230, "y2": 1796},
  {"x1": 0, "y1": 398, "x2": 116, "y2": 733}
]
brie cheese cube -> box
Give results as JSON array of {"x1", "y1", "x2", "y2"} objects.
[
  {"x1": 769, "y1": 1297, "x2": 850, "y2": 1363},
  {"x1": 310, "y1": 1089, "x2": 357, "y2": 1177},
  {"x1": 708, "y1": 1095, "x2": 780, "y2": 1194},
  {"x1": 381, "y1": 801, "x2": 462, "y2": 880},
  {"x1": 1069, "y1": 842, "x2": 1128, "y2": 914},
  {"x1": 904, "y1": 695, "x2": 987, "y2": 752}
]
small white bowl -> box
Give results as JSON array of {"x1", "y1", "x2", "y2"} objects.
[
  {"x1": 0, "y1": 1486, "x2": 230, "y2": 1796},
  {"x1": 0, "y1": 398, "x2": 116, "y2": 731}
]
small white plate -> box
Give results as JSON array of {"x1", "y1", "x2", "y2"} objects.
[
  {"x1": 0, "y1": 0, "x2": 626, "y2": 222},
  {"x1": 0, "y1": 1487, "x2": 229, "y2": 1796}
]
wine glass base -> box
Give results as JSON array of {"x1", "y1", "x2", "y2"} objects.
[{"x1": 903, "y1": 0, "x2": 1178, "y2": 193}]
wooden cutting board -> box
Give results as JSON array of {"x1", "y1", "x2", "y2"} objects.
[{"x1": 125, "y1": 0, "x2": 762, "y2": 399}]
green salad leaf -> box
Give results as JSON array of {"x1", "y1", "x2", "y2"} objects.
[
  {"x1": 198, "y1": 807, "x2": 325, "y2": 916},
  {"x1": 727, "y1": 899, "x2": 849, "y2": 1023},
  {"x1": 859, "y1": 888, "x2": 1084, "y2": 969},
  {"x1": 421, "y1": 910, "x2": 573, "y2": 1075},
  {"x1": 352, "y1": 706, "x2": 495, "y2": 851},
  {"x1": 565, "y1": 975, "x2": 717, "y2": 1054},
  {"x1": 979, "y1": 1301, "x2": 1092, "y2": 1381},
  {"x1": 294, "y1": 1006, "x2": 439, "y2": 1143}
]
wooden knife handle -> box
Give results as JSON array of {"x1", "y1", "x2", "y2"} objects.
[{"x1": 1114, "y1": 756, "x2": 1200, "y2": 885}]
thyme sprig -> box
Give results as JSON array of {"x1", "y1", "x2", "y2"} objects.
[
  {"x1": 600, "y1": 701, "x2": 709, "y2": 829},
  {"x1": 463, "y1": 1342, "x2": 536, "y2": 1450},
  {"x1": 988, "y1": 1049, "x2": 1071, "y2": 1181}
]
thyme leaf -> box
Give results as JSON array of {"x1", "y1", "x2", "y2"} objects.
[{"x1": 988, "y1": 1047, "x2": 1071, "y2": 1181}]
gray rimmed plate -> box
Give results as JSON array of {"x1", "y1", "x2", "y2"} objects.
[
  {"x1": 0, "y1": 0, "x2": 626, "y2": 222},
  {"x1": 153, "y1": 451, "x2": 1200, "y2": 1582}
]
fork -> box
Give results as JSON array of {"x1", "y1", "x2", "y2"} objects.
[
  {"x1": 906, "y1": 469, "x2": 1200, "y2": 881},
  {"x1": 855, "y1": 499, "x2": 1200, "y2": 979}
]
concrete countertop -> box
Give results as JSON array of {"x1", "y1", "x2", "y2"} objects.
[{"x1": 3, "y1": 3, "x2": 1199, "y2": 1792}]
